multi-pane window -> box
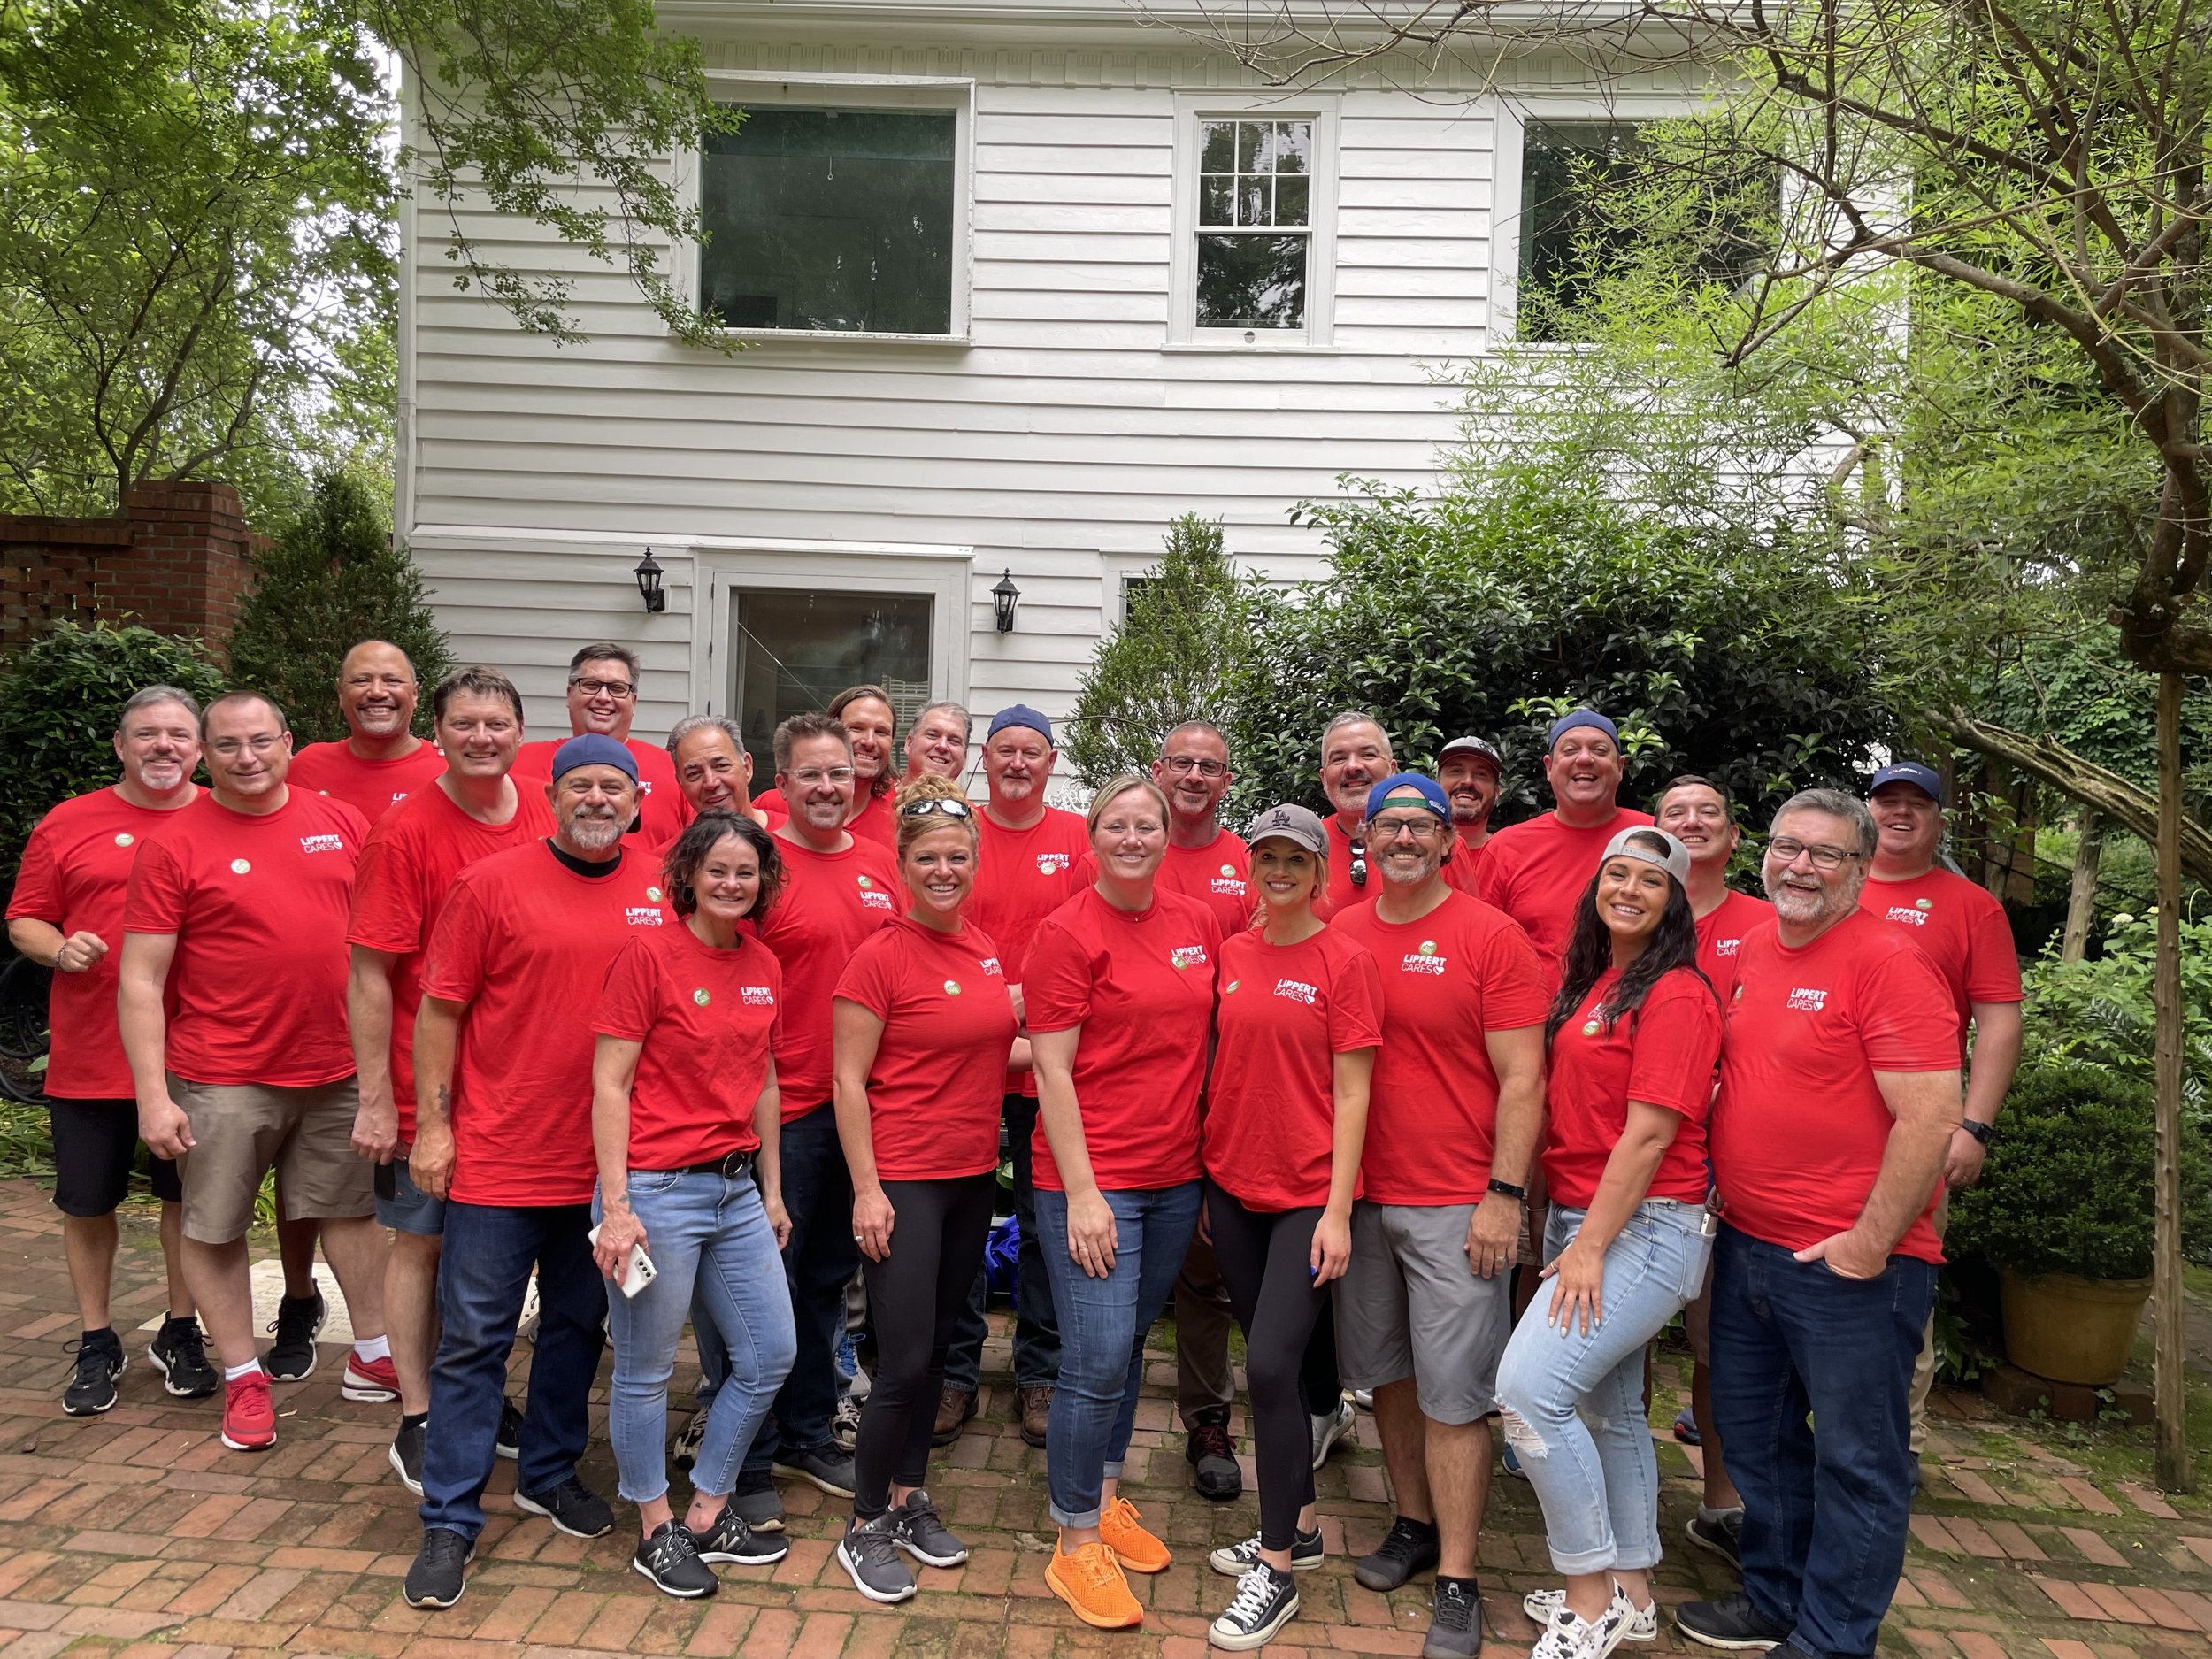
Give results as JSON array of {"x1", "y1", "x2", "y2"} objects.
[{"x1": 1196, "y1": 119, "x2": 1312, "y2": 331}]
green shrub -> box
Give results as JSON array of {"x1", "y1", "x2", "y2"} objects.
[
  {"x1": 2018, "y1": 910, "x2": 2212, "y2": 1114},
  {"x1": 1947, "y1": 1060, "x2": 2212, "y2": 1281}
]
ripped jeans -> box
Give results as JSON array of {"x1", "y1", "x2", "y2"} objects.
[{"x1": 1494, "y1": 1199, "x2": 1712, "y2": 1577}]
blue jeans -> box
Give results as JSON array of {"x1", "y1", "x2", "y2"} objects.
[
  {"x1": 945, "y1": 1094, "x2": 1061, "y2": 1393},
  {"x1": 420, "y1": 1202, "x2": 606, "y2": 1540},
  {"x1": 1034, "y1": 1181, "x2": 1200, "y2": 1527},
  {"x1": 598, "y1": 1166, "x2": 796, "y2": 1503},
  {"x1": 741, "y1": 1103, "x2": 858, "y2": 1475},
  {"x1": 1495, "y1": 1201, "x2": 1713, "y2": 1576},
  {"x1": 1709, "y1": 1223, "x2": 1936, "y2": 1659}
]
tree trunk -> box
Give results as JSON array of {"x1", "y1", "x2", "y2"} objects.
[
  {"x1": 2153, "y1": 673, "x2": 2193, "y2": 1493},
  {"x1": 2061, "y1": 812, "x2": 2101, "y2": 964}
]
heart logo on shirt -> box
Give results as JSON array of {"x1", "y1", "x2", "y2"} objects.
[
  {"x1": 944, "y1": 979, "x2": 963, "y2": 995},
  {"x1": 114, "y1": 832, "x2": 134, "y2": 847},
  {"x1": 693, "y1": 988, "x2": 710, "y2": 1007},
  {"x1": 230, "y1": 858, "x2": 250, "y2": 875}
]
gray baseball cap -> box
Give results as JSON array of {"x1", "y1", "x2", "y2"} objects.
[
  {"x1": 1601, "y1": 825, "x2": 1690, "y2": 887},
  {"x1": 1439, "y1": 735, "x2": 1503, "y2": 772},
  {"x1": 1248, "y1": 803, "x2": 1328, "y2": 856}
]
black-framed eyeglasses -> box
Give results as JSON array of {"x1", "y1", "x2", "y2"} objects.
[
  {"x1": 900, "y1": 797, "x2": 974, "y2": 819},
  {"x1": 1767, "y1": 836, "x2": 1862, "y2": 872},
  {"x1": 569, "y1": 677, "x2": 637, "y2": 700},
  {"x1": 1160, "y1": 756, "x2": 1228, "y2": 778},
  {"x1": 1348, "y1": 838, "x2": 1367, "y2": 887}
]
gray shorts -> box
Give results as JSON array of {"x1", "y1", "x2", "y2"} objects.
[
  {"x1": 374, "y1": 1154, "x2": 445, "y2": 1237},
  {"x1": 1333, "y1": 1200, "x2": 1511, "y2": 1425}
]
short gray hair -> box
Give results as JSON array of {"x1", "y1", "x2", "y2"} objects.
[
  {"x1": 117, "y1": 685, "x2": 204, "y2": 733},
  {"x1": 1771, "y1": 788, "x2": 1878, "y2": 858},
  {"x1": 1161, "y1": 718, "x2": 1226, "y2": 755},
  {"x1": 667, "y1": 713, "x2": 747, "y2": 755},
  {"x1": 1319, "y1": 710, "x2": 1391, "y2": 760},
  {"x1": 911, "y1": 700, "x2": 972, "y2": 741}
]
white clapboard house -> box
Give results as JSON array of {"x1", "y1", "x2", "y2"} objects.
[{"x1": 397, "y1": 0, "x2": 1704, "y2": 774}]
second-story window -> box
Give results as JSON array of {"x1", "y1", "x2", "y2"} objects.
[{"x1": 1196, "y1": 119, "x2": 1313, "y2": 331}]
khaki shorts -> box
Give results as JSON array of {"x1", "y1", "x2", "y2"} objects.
[
  {"x1": 1333, "y1": 1200, "x2": 1512, "y2": 1425},
  {"x1": 171, "y1": 1075, "x2": 374, "y2": 1243}
]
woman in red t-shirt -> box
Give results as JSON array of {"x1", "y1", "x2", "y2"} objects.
[
  {"x1": 826, "y1": 774, "x2": 1021, "y2": 1605},
  {"x1": 1494, "y1": 827, "x2": 1722, "y2": 1653},
  {"x1": 1198, "y1": 803, "x2": 1381, "y2": 1651},
  {"x1": 590, "y1": 813, "x2": 801, "y2": 1599}
]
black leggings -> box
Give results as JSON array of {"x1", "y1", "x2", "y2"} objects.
[
  {"x1": 1204, "y1": 1181, "x2": 1327, "y2": 1550},
  {"x1": 853, "y1": 1171, "x2": 998, "y2": 1517}
]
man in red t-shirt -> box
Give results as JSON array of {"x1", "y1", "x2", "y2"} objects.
[
  {"x1": 1317, "y1": 712, "x2": 1393, "y2": 915},
  {"x1": 667, "y1": 713, "x2": 775, "y2": 827},
  {"x1": 1437, "y1": 735, "x2": 1503, "y2": 883},
  {"x1": 9, "y1": 686, "x2": 213, "y2": 1415},
  {"x1": 511, "y1": 642, "x2": 691, "y2": 853},
  {"x1": 1329, "y1": 774, "x2": 1548, "y2": 1659},
  {"x1": 288, "y1": 641, "x2": 445, "y2": 825},
  {"x1": 1682, "y1": 788, "x2": 1960, "y2": 1658},
  {"x1": 401, "y1": 733, "x2": 668, "y2": 1609},
  {"x1": 1479, "y1": 710, "x2": 1653, "y2": 964},
  {"x1": 903, "y1": 700, "x2": 971, "y2": 783},
  {"x1": 117, "y1": 691, "x2": 388, "y2": 1456},
  {"x1": 346, "y1": 665, "x2": 550, "y2": 1494}
]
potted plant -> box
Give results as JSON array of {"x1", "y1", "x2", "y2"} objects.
[{"x1": 1947, "y1": 1060, "x2": 2211, "y2": 1386}]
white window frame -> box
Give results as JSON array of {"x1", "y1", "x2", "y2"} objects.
[
  {"x1": 1168, "y1": 92, "x2": 1340, "y2": 349},
  {"x1": 676, "y1": 71, "x2": 977, "y2": 346}
]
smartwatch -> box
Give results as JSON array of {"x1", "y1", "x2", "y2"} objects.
[
  {"x1": 1486, "y1": 1178, "x2": 1527, "y2": 1202},
  {"x1": 1958, "y1": 1119, "x2": 1993, "y2": 1146}
]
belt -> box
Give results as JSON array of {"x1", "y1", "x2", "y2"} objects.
[{"x1": 677, "y1": 1148, "x2": 755, "y2": 1179}]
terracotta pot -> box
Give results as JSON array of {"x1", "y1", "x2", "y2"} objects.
[{"x1": 1998, "y1": 1267, "x2": 2153, "y2": 1386}]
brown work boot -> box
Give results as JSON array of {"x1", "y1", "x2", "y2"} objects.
[
  {"x1": 932, "y1": 1385, "x2": 977, "y2": 1447},
  {"x1": 1018, "y1": 1385, "x2": 1053, "y2": 1448}
]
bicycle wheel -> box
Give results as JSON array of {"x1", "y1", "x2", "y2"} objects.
[{"x1": 0, "y1": 955, "x2": 50, "y2": 1064}]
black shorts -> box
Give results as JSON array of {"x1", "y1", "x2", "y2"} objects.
[{"x1": 49, "y1": 1098, "x2": 182, "y2": 1217}]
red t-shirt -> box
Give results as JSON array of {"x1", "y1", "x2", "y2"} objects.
[
  {"x1": 1330, "y1": 890, "x2": 1550, "y2": 1205},
  {"x1": 971, "y1": 807, "x2": 1090, "y2": 982},
  {"x1": 123, "y1": 790, "x2": 367, "y2": 1087},
  {"x1": 1856, "y1": 866, "x2": 2024, "y2": 1060},
  {"x1": 421, "y1": 843, "x2": 672, "y2": 1206},
  {"x1": 1543, "y1": 967, "x2": 1721, "y2": 1210},
  {"x1": 1694, "y1": 888, "x2": 1776, "y2": 1001},
  {"x1": 1025, "y1": 887, "x2": 1220, "y2": 1192},
  {"x1": 1205, "y1": 927, "x2": 1385, "y2": 1210},
  {"x1": 755, "y1": 834, "x2": 903, "y2": 1116},
  {"x1": 288, "y1": 740, "x2": 446, "y2": 827},
  {"x1": 513, "y1": 736, "x2": 692, "y2": 855},
  {"x1": 834, "y1": 918, "x2": 1018, "y2": 1179},
  {"x1": 1479, "y1": 806, "x2": 1655, "y2": 963},
  {"x1": 1318, "y1": 815, "x2": 1370, "y2": 918},
  {"x1": 1444, "y1": 838, "x2": 1490, "y2": 896},
  {"x1": 346, "y1": 781, "x2": 557, "y2": 1141},
  {"x1": 1156, "y1": 832, "x2": 1256, "y2": 937},
  {"x1": 1709, "y1": 908, "x2": 1961, "y2": 1263},
  {"x1": 595, "y1": 926, "x2": 783, "y2": 1170},
  {"x1": 754, "y1": 787, "x2": 789, "y2": 828},
  {"x1": 8, "y1": 787, "x2": 201, "y2": 1097}
]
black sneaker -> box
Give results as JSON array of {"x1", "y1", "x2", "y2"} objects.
[
  {"x1": 633, "y1": 1519, "x2": 718, "y2": 1599},
  {"x1": 1210, "y1": 1525, "x2": 1324, "y2": 1577},
  {"x1": 692, "y1": 1503, "x2": 788, "y2": 1566},
  {"x1": 836, "y1": 1511, "x2": 917, "y2": 1604},
  {"x1": 63, "y1": 1330, "x2": 124, "y2": 1417},
  {"x1": 1686, "y1": 1509, "x2": 1744, "y2": 1569},
  {"x1": 1210, "y1": 1563, "x2": 1300, "y2": 1651},
  {"x1": 1676, "y1": 1591, "x2": 1787, "y2": 1652},
  {"x1": 1187, "y1": 1411, "x2": 1242, "y2": 1502},
  {"x1": 891, "y1": 1489, "x2": 967, "y2": 1569},
  {"x1": 672, "y1": 1409, "x2": 707, "y2": 1472},
  {"x1": 264, "y1": 1288, "x2": 327, "y2": 1382},
  {"x1": 1422, "y1": 1578, "x2": 1483, "y2": 1659},
  {"x1": 403, "y1": 1529, "x2": 474, "y2": 1609},
  {"x1": 495, "y1": 1399, "x2": 524, "y2": 1460},
  {"x1": 514, "y1": 1475, "x2": 614, "y2": 1539},
  {"x1": 773, "y1": 1443, "x2": 856, "y2": 1498},
  {"x1": 728, "y1": 1468, "x2": 785, "y2": 1533},
  {"x1": 1354, "y1": 1515, "x2": 1440, "y2": 1592},
  {"x1": 148, "y1": 1316, "x2": 218, "y2": 1398},
  {"x1": 389, "y1": 1418, "x2": 426, "y2": 1496}
]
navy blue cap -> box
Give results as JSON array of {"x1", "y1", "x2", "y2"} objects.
[
  {"x1": 551, "y1": 733, "x2": 639, "y2": 782},
  {"x1": 1547, "y1": 710, "x2": 1619, "y2": 749},
  {"x1": 1869, "y1": 761, "x2": 1943, "y2": 804},
  {"x1": 987, "y1": 703, "x2": 1054, "y2": 743},
  {"x1": 1364, "y1": 772, "x2": 1451, "y2": 822}
]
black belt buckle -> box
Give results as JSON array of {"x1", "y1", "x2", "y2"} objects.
[{"x1": 717, "y1": 1148, "x2": 753, "y2": 1180}]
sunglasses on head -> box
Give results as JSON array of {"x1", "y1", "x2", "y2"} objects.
[{"x1": 901, "y1": 797, "x2": 974, "y2": 820}]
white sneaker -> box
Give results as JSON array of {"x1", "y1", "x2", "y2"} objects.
[
  {"x1": 1350, "y1": 1387, "x2": 1374, "y2": 1409},
  {"x1": 1524, "y1": 1586, "x2": 1646, "y2": 1655},
  {"x1": 1309, "y1": 1395, "x2": 1356, "y2": 1470}
]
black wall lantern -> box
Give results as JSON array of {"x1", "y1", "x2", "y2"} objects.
[
  {"x1": 992, "y1": 569, "x2": 1020, "y2": 634},
  {"x1": 634, "y1": 548, "x2": 666, "y2": 614}
]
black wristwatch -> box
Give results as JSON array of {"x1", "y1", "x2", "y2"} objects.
[
  {"x1": 1486, "y1": 1178, "x2": 1527, "y2": 1202},
  {"x1": 1958, "y1": 1119, "x2": 1993, "y2": 1146}
]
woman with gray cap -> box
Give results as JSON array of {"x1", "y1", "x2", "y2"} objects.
[
  {"x1": 1198, "y1": 803, "x2": 1383, "y2": 1651},
  {"x1": 1494, "y1": 826, "x2": 1724, "y2": 1659}
]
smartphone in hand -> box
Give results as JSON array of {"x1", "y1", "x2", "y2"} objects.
[{"x1": 587, "y1": 1225, "x2": 657, "y2": 1299}]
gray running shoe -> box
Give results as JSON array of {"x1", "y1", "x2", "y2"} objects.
[
  {"x1": 836, "y1": 1511, "x2": 917, "y2": 1604},
  {"x1": 891, "y1": 1489, "x2": 967, "y2": 1569}
]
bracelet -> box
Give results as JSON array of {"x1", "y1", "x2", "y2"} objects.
[
  {"x1": 1958, "y1": 1119, "x2": 1993, "y2": 1146},
  {"x1": 1486, "y1": 1178, "x2": 1527, "y2": 1202}
]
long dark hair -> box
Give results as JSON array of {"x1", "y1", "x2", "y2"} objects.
[
  {"x1": 663, "y1": 812, "x2": 786, "y2": 923},
  {"x1": 1545, "y1": 835, "x2": 1707, "y2": 1043}
]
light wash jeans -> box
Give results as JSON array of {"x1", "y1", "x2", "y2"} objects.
[
  {"x1": 1034, "y1": 1181, "x2": 1201, "y2": 1528},
  {"x1": 596, "y1": 1164, "x2": 797, "y2": 1504},
  {"x1": 1494, "y1": 1198, "x2": 1713, "y2": 1576}
]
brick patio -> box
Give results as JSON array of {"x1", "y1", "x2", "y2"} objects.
[{"x1": 0, "y1": 1177, "x2": 2206, "y2": 1659}]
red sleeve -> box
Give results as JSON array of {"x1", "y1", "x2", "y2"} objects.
[
  {"x1": 1477, "y1": 917, "x2": 1551, "y2": 1030},
  {"x1": 6, "y1": 824, "x2": 62, "y2": 922},
  {"x1": 123, "y1": 838, "x2": 189, "y2": 934},
  {"x1": 347, "y1": 834, "x2": 421, "y2": 953},
  {"x1": 833, "y1": 933, "x2": 900, "y2": 1022},
  {"x1": 1624, "y1": 972, "x2": 1723, "y2": 1121},
  {"x1": 1963, "y1": 899, "x2": 2024, "y2": 1004},
  {"x1": 1860, "y1": 946, "x2": 1963, "y2": 1071},
  {"x1": 1326, "y1": 947, "x2": 1386, "y2": 1053},
  {"x1": 593, "y1": 936, "x2": 659, "y2": 1041},
  {"x1": 1022, "y1": 917, "x2": 1095, "y2": 1034},
  {"x1": 420, "y1": 875, "x2": 492, "y2": 1003}
]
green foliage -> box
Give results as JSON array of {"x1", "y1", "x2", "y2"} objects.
[
  {"x1": 0, "y1": 620, "x2": 226, "y2": 880},
  {"x1": 1947, "y1": 1060, "x2": 2212, "y2": 1280},
  {"x1": 1066, "y1": 517, "x2": 1261, "y2": 786},
  {"x1": 227, "y1": 469, "x2": 451, "y2": 743},
  {"x1": 2018, "y1": 910, "x2": 2212, "y2": 1116}
]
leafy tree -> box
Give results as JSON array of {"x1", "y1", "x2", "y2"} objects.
[{"x1": 227, "y1": 469, "x2": 451, "y2": 743}]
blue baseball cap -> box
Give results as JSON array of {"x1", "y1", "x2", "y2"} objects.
[
  {"x1": 1869, "y1": 761, "x2": 1944, "y2": 804},
  {"x1": 551, "y1": 733, "x2": 638, "y2": 783},
  {"x1": 1547, "y1": 710, "x2": 1619, "y2": 749},
  {"x1": 987, "y1": 703, "x2": 1054, "y2": 743},
  {"x1": 1364, "y1": 772, "x2": 1451, "y2": 822}
]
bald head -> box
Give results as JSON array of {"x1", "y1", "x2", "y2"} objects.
[{"x1": 336, "y1": 640, "x2": 420, "y2": 746}]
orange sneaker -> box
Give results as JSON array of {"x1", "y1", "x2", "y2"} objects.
[
  {"x1": 1099, "y1": 1496, "x2": 1171, "y2": 1573},
  {"x1": 1047, "y1": 1539, "x2": 1142, "y2": 1628}
]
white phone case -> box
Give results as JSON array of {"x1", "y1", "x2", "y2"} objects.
[{"x1": 588, "y1": 1225, "x2": 657, "y2": 1298}]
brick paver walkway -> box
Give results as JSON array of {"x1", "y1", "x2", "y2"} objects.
[{"x1": 0, "y1": 1179, "x2": 2206, "y2": 1659}]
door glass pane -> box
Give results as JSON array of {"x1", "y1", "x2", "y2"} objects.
[{"x1": 728, "y1": 589, "x2": 933, "y2": 784}]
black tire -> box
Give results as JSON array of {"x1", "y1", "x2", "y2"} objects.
[{"x1": 0, "y1": 955, "x2": 50, "y2": 1064}]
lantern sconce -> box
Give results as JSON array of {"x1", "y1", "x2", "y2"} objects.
[
  {"x1": 634, "y1": 548, "x2": 667, "y2": 614},
  {"x1": 992, "y1": 569, "x2": 1020, "y2": 634}
]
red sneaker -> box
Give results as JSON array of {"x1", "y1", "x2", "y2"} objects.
[
  {"x1": 342, "y1": 1352, "x2": 401, "y2": 1403},
  {"x1": 221, "y1": 1369, "x2": 276, "y2": 1452}
]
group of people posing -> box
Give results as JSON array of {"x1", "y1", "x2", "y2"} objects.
[{"x1": 10, "y1": 638, "x2": 2024, "y2": 1659}]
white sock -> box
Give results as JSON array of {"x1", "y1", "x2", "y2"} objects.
[
  {"x1": 353, "y1": 1335, "x2": 391, "y2": 1363},
  {"x1": 225, "y1": 1360, "x2": 263, "y2": 1382}
]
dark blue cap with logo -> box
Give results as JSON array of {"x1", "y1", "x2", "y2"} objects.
[
  {"x1": 1364, "y1": 772, "x2": 1451, "y2": 822},
  {"x1": 1869, "y1": 761, "x2": 1944, "y2": 804},
  {"x1": 1546, "y1": 710, "x2": 1619, "y2": 749},
  {"x1": 987, "y1": 704, "x2": 1054, "y2": 743},
  {"x1": 551, "y1": 733, "x2": 638, "y2": 782}
]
